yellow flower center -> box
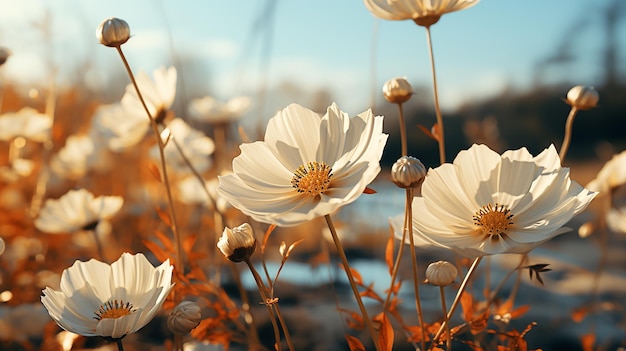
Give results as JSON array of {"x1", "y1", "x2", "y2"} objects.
[
  {"x1": 473, "y1": 203, "x2": 514, "y2": 237},
  {"x1": 93, "y1": 300, "x2": 135, "y2": 320},
  {"x1": 291, "y1": 162, "x2": 333, "y2": 196}
]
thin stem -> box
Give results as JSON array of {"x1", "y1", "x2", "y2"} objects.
[
  {"x1": 405, "y1": 188, "x2": 426, "y2": 351},
  {"x1": 431, "y1": 257, "x2": 482, "y2": 347},
  {"x1": 382, "y1": 206, "x2": 407, "y2": 311},
  {"x1": 91, "y1": 229, "x2": 105, "y2": 262},
  {"x1": 273, "y1": 303, "x2": 295, "y2": 351},
  {"x1": 325, "y1": 214, "x2": 381, "y2": 351},
  {"x1": 439, "y1": 286, "x2": 451, "y2": 351},
  {"x1": 397, "y1": 103, "x2": 408, "y2": 156},
  {"x1": 559, "y1": 106, "x2": 579, "y2": 162},
  {"x1": 114, "y1": 46, "x2": 185, "y2": 275},
  {"x1": 229, "y1": 262, "x2": 262, "y2": 349},
  {"x1": 116, "y1": 339, "x2": 124, "y2": 351},
  {"x1": 245, "y1": 259, "x2": 283, "y2": 351},
  {"x1": 425, "y1": 26, "x2": 446, "y2": 165}
]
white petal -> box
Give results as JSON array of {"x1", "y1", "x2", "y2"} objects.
[{"x1": 453, "y1": 144, "x2": 501, "y2": 205}]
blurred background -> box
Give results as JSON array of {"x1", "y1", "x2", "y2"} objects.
[{"x1": 0, "y1": 0, "x2": 625, "y2": 166}]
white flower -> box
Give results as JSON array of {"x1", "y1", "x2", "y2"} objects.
[
  {"x1": 218, "y1": 103, "x2": 388, "y2": 226},
  {"x1": 34, "y1": 189, "x2": 123, "y2": 234},
  {"x1": 121, "y1": 66, "x2": 177, "y2": 125},
  {"x1": 90, "y1": 103, "x2": 149, "y2": 152},
  {"x1": 0, "y1": 107, "x2": 51, "y2": 142},
  {"x1": 188, "y1": 96, "x2": 251, "y2": 124},
  {"x1": 408, "y1": 144, "x2": 596, "y2": 256},
  {"x1": 217, "y1": 223, "x2": 256, "y2": 262},
  {"x1": 364, "y1": 0, "x2": 479, "y2": 26},
  {"x1": 177, "y1": 176, "x2": 231, "y2": 213},
  {"x1": 50, "y1": 134, "x2": 97, "y2": 180},
  {"x1": 586, "y1": 150, "x2": 626, "y2": 234},
  {"x1": 41, "y1": 252, "x2": 174, "y2": 339},
  {"x1": 150, "y1": 118, "x2": 215, "y2": 174}
]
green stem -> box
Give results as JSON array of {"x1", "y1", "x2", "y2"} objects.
[{"x1": 325, "y1": 214, "x2": 381, "y2": 351}]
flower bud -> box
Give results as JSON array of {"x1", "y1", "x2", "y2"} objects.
[
  {"x1": 566, "y1": 85, "x2": 599, "y2": 110},
  {"x1": 96, "y1": 18, "x2": 130, "y2": 48},
  {"x1": 167, "y1": 301, "x2": 202, "y2": 335},
  {"x1": 383, "y1": 77, "x2": 413, "y2": 104},
  {"x1": 0, "y1": 47, "x2": 11, "y2": 66},
  {"x1": 217, "y1": 223, "x2": 256, "y2": 262},
  {"x1": 391, "y1": 156, "x2": 427, "y2": 188},
  {"x1": 426, "y1": 260, "x2": 457, "y2": 287}
]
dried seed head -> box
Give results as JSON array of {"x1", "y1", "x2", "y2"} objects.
[
  {"x1": 391, "y1": 156, "x2": 426, "y2": 188},
  {"x1": 217, "y1": 223, "x2": 256, "y2": 262},
  {"x1": 0, "y1": 47, "x2": 11, "y2": 66},
  {"x1": 96, "y1": 18, "x2": 130, "y2": 48},
  {"x1": 566, "y1": 85, "x2": 599, "y2": 110},
  {"x1": 426, "y1": 260, "x2": 458, "y2": 287},
  {"x1": 383, "y1": 77, "x2": 414, "y2": 104},
  {"x1": 167, "y1": 301, "x2": 202, "y2": 335}
]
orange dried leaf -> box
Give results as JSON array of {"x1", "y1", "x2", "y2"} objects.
[
  {"x1": 345, "y1": 335, "x2": 366, "y2": 351},
  {"x1": 377, "y1": 313, "x2": 394, "y2": 351},
  {"x1": 156, "y1": 207, "x2": 172, "y2": 228},
  {"x1": 363, "y1": 187, "x2": 377, "y2": 194},
  {"x1": 431, "y1": 123, "x2": 441, "y2": 142},
  {"x1": 571, "y1": 306, "x2": 590, "y2": 323},
  {"x1": 580, "y1": 333, "x2": 595, "y2": 351},
  {"x1": 417, "y1": 124, "x2": 436, "y2": 140},
  {"x1": 261, "y1": 224, "x2": 276, "y2": 253},
  {"x1": 147, "y1": 162, "x2": 162, "y2": 182},
  {"x1": 385, "y1": 230, "x2": 395, "y2": 275}
]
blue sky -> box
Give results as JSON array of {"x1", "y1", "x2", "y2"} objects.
[{"x1": 0, "y1": 0, "x2": 623, "y2": 115}]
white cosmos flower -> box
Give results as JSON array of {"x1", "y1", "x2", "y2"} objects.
[
  {"x1": 121, "y1": 66, "x2": 177, "y2": 125},
  {"x1": 41, "y1": 252, "x2": 174, "y2": 339},
  {"x1": 408, "y1": 144, "x2": 597, "y2": 257},
  {"x1": 188, "y1": 96, "x2": 251, "y2": 124},
  {"x1": 150, "y1": 118, "x2": 215, "y2": 174},
  {"x1": 35, "y1": 189, "x2": 123, "y2": 234},
  {"x1": 0, "y1": 107, "x2": 52, "y2": 142},
  {"x1": 90, "y1": 103, "x2": 149, "y2": 152},
  {"x1": 587, "y1": 150, "x2": 626, "y2": 234},
  {"x1": 364, "y1": 0, "x2": 479, "y2": 25},
  {"x1": 177, "y1": 176, "x2": 232, "y2": 213},
  {"x1": 50, "y1": 134, "x2": 98, "y2": 180},
  {"x1": 218, "y1": 102, "x2": 388, "y2": 226}
]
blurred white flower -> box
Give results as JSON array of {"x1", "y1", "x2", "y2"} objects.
[
  {"x1": 0, "y1": 303, "x2": 50, "y2": 342},
  {"x1": 364, "y1": 0, "x2": 479, "y2": 26},
  {"x1": 50, "y1": 134, "x2": 99, "y2": 179},
  {"x1": 121, "y1": 66, "x2": 177, "y2": 125},
  {"x1": 407, "y1": 144, "x2": 596, "y2": 256},
  {"x1": 34, "y1": 189, "x2": 123, "y2": 234},
  {"x1": 177, "y1": 176, "x2": 231, "y2": 213},
  {"x1": 90, "y1": 103, "x2": 149, "y2": 152},
  {"x1": 0, "y1": 107, "x2": 52, "y2": 142},
  {"x1": 188, "y1": 96, "x2": 251, "y2": 124},
  {"x1": 587, "y1": 150, "x2": 626, "y2": 234},
  {"x1": 218, "y1": 103, "x2": 388, "y2": 226},
  {"x1": 41, "y1": 252, "x2": 174, "y2": 339},
  {"x1": 150, "y1": 118, "x2": 215, "y2": 174}
]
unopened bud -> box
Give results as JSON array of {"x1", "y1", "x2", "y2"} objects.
[
  {"x1": 0, "y1": 47, "x2": 11, "y2": 66},
  {"x1": 391, "y1": 156, "x2": 427, "y2": 188},
  {"x1": 426, "y1": 260, "x2": 457, "y2": 287},
  {"x1": 167, "y1": 301, "x2": 202, "y2": 335},
  {"x1": 566, "y1": 85, "x2": 599, "y2": 110},
  {"x1": 217, "y1": 223, "x2": 256, "y2": 262},
  {"x1": 96, "y1": 18, "x2": 130, "y2": 48},
  {"x1": 383, "y1": 77, "x2": 413, "y2": 104}
]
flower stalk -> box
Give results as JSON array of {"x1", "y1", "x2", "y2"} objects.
[
  {"x1": 558, "y1": 106, "x2": 579, "y2": 162},
  {"x1": 325, "y1": 214, "x2": 381, "y2": 351},
  {"x1": 405, "y1": 188, "x2": 427, "y2": 351}
]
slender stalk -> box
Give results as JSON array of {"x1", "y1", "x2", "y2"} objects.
[
  {"x1": 382, "y1": 207, "x2": 407, "y2": 311},
  {"x1": 116, "y1": 339, "x2": 124, "y2": 351},
  {"x1": 431, "y1": 257, "x2": 482, "y2": 347},
  {"x1": 90, "y1": 229, "x2": 105, "y2": 262},
  {"x1": 229, "y1": 262, "x2": 262, "y2": 349},
  {"x1": 114, "y1": 46, "x2": 185, "y2": 274},
  {"x1": 397, "y1": 103, "x2": 408, "y2": 156},
  {"x1": 325, "y1": 214, "x2": 381, "y2": 351},
  {"x1": 273, "y1": 303, "x2": 295, "y2": 351},
  {"x1": 405, "y1": 188, "x2": 427, "y2": 351},
  {"x1": 425, "y1": 26, "x2": 446, "y2": 165},
  {"x1": 438, "y1": 286, "x2": 451, "y2": 351},
  {"x1": 559, "y1": 106, "x2": 579, "y2": 162},
  {"x1": 244, "y1": 259, "x2": 284, "y2": 351}
]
